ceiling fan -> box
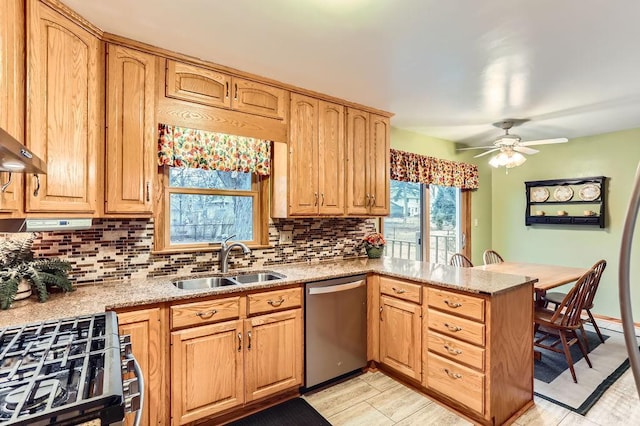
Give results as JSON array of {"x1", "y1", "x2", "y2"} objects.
[{"x1": 458, "y1": 119, "x2": 568, "y2": 168}]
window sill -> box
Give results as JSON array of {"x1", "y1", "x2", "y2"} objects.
[{"x1": 151, "y1": 244, "x2": 273, "y2": 255}]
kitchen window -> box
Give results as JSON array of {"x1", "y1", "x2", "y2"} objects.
[{"x1": 155, "y1": 125, "x2": 270, "y2": 252}]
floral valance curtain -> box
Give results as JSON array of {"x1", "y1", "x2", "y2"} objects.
[
  {"x1": 390, "y1": 149, "x2": 479, "y2": 189},
  {"x1": 157, "y1": 124, "x2": 271, "y2": 176}
]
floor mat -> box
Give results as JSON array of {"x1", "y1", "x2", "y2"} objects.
[{"x1": 228, "y1": 398, "x2": 331, "y2": 426}]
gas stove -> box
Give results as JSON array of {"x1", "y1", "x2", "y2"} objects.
[{"x1": 0, "y1": 312, "x2": 141, "y2": 425}]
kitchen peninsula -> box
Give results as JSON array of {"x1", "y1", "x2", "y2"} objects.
[{"x1": 0, "y1": 257, "x2": 536, "y2": 426}]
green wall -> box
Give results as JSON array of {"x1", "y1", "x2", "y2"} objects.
[
  {"x1": 490, "y1": 128, "x2": 640, "y2": 318},
  {"x1": 391, "y1": 126, "x2": 640, "y2": 319}
]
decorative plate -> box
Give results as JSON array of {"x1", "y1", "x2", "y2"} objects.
[
  {"x1": 579, "y1": 184, "x2": 601, "y2": 201},
  {"x1": 553, "y1": 186, "x2": 574, "y2": 202},
  {"x1": 531, "y1": 187, "x2": 550, "y2": 202}
]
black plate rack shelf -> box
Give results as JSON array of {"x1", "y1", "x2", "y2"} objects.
[{"x1": 525, "y1": 176, "x2": 606, "y2": 228}]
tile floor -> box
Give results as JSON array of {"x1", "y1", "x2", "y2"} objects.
[{"x1": 303, "y1": 320, "x2": 640, "y2": 425}]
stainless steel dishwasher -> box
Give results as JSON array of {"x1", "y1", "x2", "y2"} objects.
[{"x1": 305, "y1": 274, "x2": 367, "y2": 388}]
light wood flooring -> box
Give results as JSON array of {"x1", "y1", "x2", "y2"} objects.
[{"x1": 303, "y1": 320, "x2": 640, "y2": 425}]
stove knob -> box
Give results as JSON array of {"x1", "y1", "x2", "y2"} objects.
[
  {"x1": 123, "y1": 377, "x2": 139, "y2": 395},
  {"x1": 122, "y1": 357, "x2": 135, "y2": 373}
]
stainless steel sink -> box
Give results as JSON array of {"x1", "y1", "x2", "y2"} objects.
[
  {"x1": 231, "y1": 272, "x2": 286, "y2": 284},
  {"x1": 173, "y1": 276, "x2": 239, "y2": 290},
  {"x1": 172, "y1": 271, "x2": 286, "y2": 289}
]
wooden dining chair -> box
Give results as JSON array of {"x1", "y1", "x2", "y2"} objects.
[
  {"x1": 534, "y1": 268, "x2": 597, "y2": 383},
  {"x1": 482, "y1": 249, "x2": 504, "y2": 265},
  {"x1": 543, "y1": 260, "x2": 607, "y2": 345},
  {"x1": 449, "y1": 253, "x2": 474, "y2": 267}
]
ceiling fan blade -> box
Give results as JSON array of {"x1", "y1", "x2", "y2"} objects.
[
  {"x1": 513, "y1": 146, "x2": 539, "y2": 155},
  {"x1": 519, "y1": 137, "x2": 568, "y2": 146},
  {"x1": 457, "y1": 145, "x2": 498, "y2": 151},
  {"x1": 473, "y1": 148, "x2": 500, "y2": 158}
]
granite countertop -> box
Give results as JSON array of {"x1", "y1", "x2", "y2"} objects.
[{"x1": 0, "y1": 257, "x2": 536, "y2": 328}]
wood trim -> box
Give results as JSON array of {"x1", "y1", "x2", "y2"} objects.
[
  {"x1": 103, "y1": 32, "x2": 393, "y2": 118},
  {"x1": 366, "y1": 274, "x2": 380, "y2": 362},
  {"x1": 461, "y1": 190, "x2": 472, "y2": 259},
  {"x1": 38, "y1": 0, "x2": 104, "y2": 37}
]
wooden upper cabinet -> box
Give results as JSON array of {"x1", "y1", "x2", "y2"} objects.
[
  {"x1": 318, "y1": 100, "x2": 345, "y2": 215},
  {"x1": 26, "y1": 0, "x2": 102, "y2": 214},
  {"x1": 165, "y1": 60, "x2": 286, "y2": 120},
  {"x1": 346, "y1": 108, "x2": 390, "y2": 216},
  {"x1": 287, "y1": 94, "x2": 345, "y2": 216},
  {"x1": 117, "y1": 307, "x2": 164, "y2": 426},
  {"x1": 106, "y1": 44, "x2": 156, "y2": 214},
  {"x1": 232, "y1": 77, "x2": 286, "y2": 120},
  {"x1": 289, "y1": 94, "x2": 318, "y2": 215},
  {"x1": 369, "y1": 114, "x2": 390, "y2": 215},
  {"x1": 0, "y1": 0, "x2": 25, "y2": 214},
  {"x1": 166, "y1": 60, "x2": 231, "y2": 109}
]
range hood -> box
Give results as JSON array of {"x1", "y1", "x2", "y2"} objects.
[
  {"x1": 0, "y1": 127, "x2": 46, "y2": 174},
  {"x1": 0, "y1": 218, "x2": 92, "y2": 233}
]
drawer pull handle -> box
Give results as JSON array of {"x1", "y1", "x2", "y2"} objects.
[
  {"x1": 267, "y1": 297, "x2": 285, "y2": 307},
  {"x1": 379, "y1": 306, "x2": 383, "y2": 321},
  {"x1": 444, "y1": 300, "x2": 462, "y2": 308},
  {"x1": 195, "y1": 309, "x2": 217, "y2": 318},
  {"x1": 443, "y1": 323, "x2": 462, "y2": 332},
  {"x1": 392, "y1": 287, "x2": 406, "y2": 294},
  {"x1": 443, "y1": 345, "x2": 463, "y2": 355},
  {"x1": 237, "y1": 332, "x2": 242, "y2": 351},
  {"x1": 247, "y1": 330, "x2": 252, "y2": 350},
  {"x1": 444, "y1": 368, "x2": 463, "y2": 379}
]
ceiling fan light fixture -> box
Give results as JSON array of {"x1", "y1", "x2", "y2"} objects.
[{"x1": 489, "y1": 150, "x2": 527, "y2": 169}]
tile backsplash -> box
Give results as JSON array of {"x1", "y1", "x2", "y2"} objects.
[{"x1": 12, "y1": 218, "x2": 377, "y2": 284}]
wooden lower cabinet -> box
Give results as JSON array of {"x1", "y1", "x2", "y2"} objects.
[
  {"x1": 374, "y1": 276, "x2": 534, "y2": 426},
  {"x1": 116, "y1": 307, "x2": 164, "y2": 426},
  {"x1": 244, "y1": 309, "x2": 303, "y2": 402},
  {"x1": 171, "y1": 320, "x2": 245, "y2": 425},
  {"x1": 169, "y1": 289, "x2": 303, "y2": 425},
  {"x1": 379, "y1": 295, "x2": 422, "y2": 381}
]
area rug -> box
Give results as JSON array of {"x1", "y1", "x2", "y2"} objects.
[
  {"x1": 228, "y1": 398, "x2": 331, "y2": 426},
  {"x1": 533, "y1": 325, "x2": 631, "y2": 415}
]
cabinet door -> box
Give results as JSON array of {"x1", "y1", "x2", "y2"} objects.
[
  {"x1": 346, "y1": 108, "x2": 369, "y2": 215},
  {"x1": 318, "y1": 101, "x2": 345, "y2": 215},
  {"x1": 171, "y1": 320, "x2": 244, "y2": 425},
  {"x1": 379, "y1": 295, "x2": 422, "y2": 380},
  {"x1": 106, "y1": 44, "x2": 156, "y2": 214},
  {"x1": 245, "y1": 309, "x2": 303, "y2": 402},
  {"x1": 289, "y1": 94, "x2": 318, "y2": 215},
  {"x1": 117, "y1": 308, "x2": 163, "y2": 426},
  {"x1": 0, "y1": 0, "x2": 24, "y2": 214},
  {"x1": 26, "y1": 0, "x2": 101, "y2": 213},
  {"x1": 165, "y1": 60, "x2": 231, "y2": 109},
  {"x1": 232, "y1": 77, "x2": 286, "y2": 120},
  {"x1": 368, "y1": 114, "x2": 390, "y2": 215}
]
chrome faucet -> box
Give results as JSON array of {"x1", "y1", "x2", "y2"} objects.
[{"x1": 219, "y1": 235, "x2": 251, "y2": 273}]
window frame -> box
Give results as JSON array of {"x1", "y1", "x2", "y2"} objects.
[{"x1": 153, "y1": 166, "x2": 269, "y2": 253}]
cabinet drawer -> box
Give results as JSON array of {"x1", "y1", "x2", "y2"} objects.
[
  {"x1": 427, "y1": 287, "x2": 485, "y2": 321},
  {"x1": 380, "y1": 277, "x2": 421, "y2": 304},
  {"x1": 427, "y1": 331, "x2": 485, "y2": 371},
  {"x1": 427, "y1": 353, "x2": 485, "y2": 414},
  {"x1": 247, "y1": 287, "x2": 302, "y2": 315},
  {"x1": 171, "y1": 296, "x2": 240, "y2": 329},
  {"x1": 427, "y1": 310, "x2": 485, "y2": 346}
]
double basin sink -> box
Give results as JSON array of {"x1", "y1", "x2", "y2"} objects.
[{"x1": 173, "y1": 271, "x2": 286, "y2": 290}]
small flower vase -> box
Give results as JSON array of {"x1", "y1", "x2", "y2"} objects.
[{"x1": 366, "y1": 246, "x2": 385, "y2": 259}]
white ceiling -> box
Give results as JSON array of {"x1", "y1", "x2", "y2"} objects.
[{"x1": 63, "y1": 0, "x2": 640, "y2": 147}]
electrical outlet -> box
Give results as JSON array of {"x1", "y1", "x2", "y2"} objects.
[{"x1": 279, "y1": 231, "x2": 293, "y2": 244}]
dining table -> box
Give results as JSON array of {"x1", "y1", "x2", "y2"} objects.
[{"x1": 475, "y1": 261, "x2": 591, "y2": 304}]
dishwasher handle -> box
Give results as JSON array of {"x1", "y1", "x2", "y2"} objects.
[{"x1": 308, "y1": 280, "x2": 365, "y2": 295}]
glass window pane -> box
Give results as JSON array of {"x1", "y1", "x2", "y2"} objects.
[
  {"x1": 429, "y1": 185, "x2": 461, "y2": 264},
  {"x1": 384, "y1": 180, "x2": 422, "y2": 260},
  {"x1": 169, "y1": 168, "x2": 252, "y2": 190},
  {"x1": 170, "y1": 193, "x2": 253, "y2": 244}
]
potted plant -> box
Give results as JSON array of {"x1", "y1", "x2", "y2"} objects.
[
  {"x1": 363, "y1": 232, "x2": 386, "y2": 259},
  {"x1": 0, "y1": 234, "x2": 74, "y2": 309}
]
